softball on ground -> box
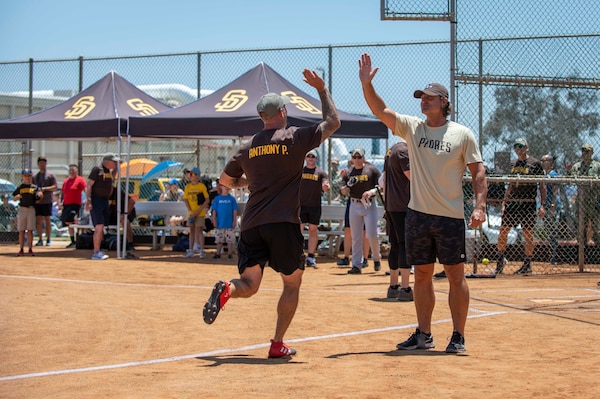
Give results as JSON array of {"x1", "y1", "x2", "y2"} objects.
[{"x1": 482, "y1": 258, "x2": 489, "y2": 265}]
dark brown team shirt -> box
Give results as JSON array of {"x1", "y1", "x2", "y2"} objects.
[
  {"x1": 299, "y1": 166, "x2": 328, "y2": 207},
  {"x1": 384, "y1": 142, "x2": 410, "y2": 212},
  {"x1": 224, "y1": 124, "x2": 321, "y2": 232},
  {"x1": 508, "y1": 156, "x2": 543, "y2": 200},
  {"x1": 13, "y1": 184, "x2": 40, "y2": 208},
  {"x1": 88, "y1": 165, "x2": 113, "y2": 199},
  {"x1": 343, "y1": 163, "x2": 381, "y2": 199}
]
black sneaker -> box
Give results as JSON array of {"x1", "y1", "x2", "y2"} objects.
[
  {"x1": 374, "y1": 261, "x2": 381, "y2": 271},
  {"x1": 397, "y1": 287, "x2": 414, "y2": 302},
  {"x1": 387, "y1": 286, "x2": 400, "y2": 298},
  {"x1": 66, "y1": 242, "x2": 76, "y2": 249},
  {"x1": 445, "y1": 331, "x2": 466, "y2": 353},
  {"x1": 396, "y1": 328, "x2": 435, "y2": 350},
  {"x1": 434, "y1": 270, "x2": 446, "y2": 278},
  {"x1": 212, "y1": 254, "x2": 221, "y2": 259},
  {"x1": 347, "y1": 266, "x2": 362, "y2": 274},
  {"x1": 337, "y1": 257, "x2": 350, "y2": 266},
  {"x1": 361, "y1": 259, "x2": 368, "y2": 268},
  {"x1": 495, "y1": 257, "x2": 506, "y2": 274},
  {"x1": 514, "y1": 264, "x2": 532, "y2": 275}
]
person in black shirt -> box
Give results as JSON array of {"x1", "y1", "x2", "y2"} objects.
[
  {"x1": 203, "y1": 69, "x2": 340, "y2": 359},
  {"x1": 13, "y1": 169, "x2": 42, "y2": 256}
]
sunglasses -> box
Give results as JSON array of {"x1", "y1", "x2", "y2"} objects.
[
  {"x1": 306, "y1": 155, "x2": 316, "y2": 158},
  {"x1": 582, "y1": 149, "x2": 592, "y2": 153},
  {"x1": 352, "y1": 155, "x2": 363, "y2": 159},
  {"x1": 513, "y1": 144, "x2": 525, "y2": 149}
]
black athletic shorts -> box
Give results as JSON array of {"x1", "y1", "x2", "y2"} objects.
[
  {"x1": 502, "y1": 202, "x2": 537, "y2": 229},
  {"x1": 386, "y1": 211, "x2": 409, "y2": 270},
  {"x1": 35, "y1": 203, "x2": 52, "y2": 217},
  {"x1": 237, "y1": 222, "x2": 305, "y2": 276},
  {"x1": 405, "y1": 209, "x2": 466, "y2": 266},
  {"x1": 300, "y1": 205, "x2": 321, "y2": 225},
  {"x1": 61, "y1": 204, "x2": 81, "y2": 225}
]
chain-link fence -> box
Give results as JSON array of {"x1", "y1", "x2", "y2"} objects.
[{"x1": 1, "y1": 0, "x2": 599, "y2": 274}]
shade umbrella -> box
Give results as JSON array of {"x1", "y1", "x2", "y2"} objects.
[
  {"x1": 120, "y1": 158, "x2": 157, "y2": 176},
  {"x1": 141, "y1": 160, "x2": 184, "y2": 183}
]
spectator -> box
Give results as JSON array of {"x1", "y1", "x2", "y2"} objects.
[
  {"x1": 13, "y1": 169, "x2": 42, "y2": 256},
  {"x1": 326, "y1": 157, "x2": 341, "y2": 202},
  {"x1": 382, "y1": 141, "x2": 413, "y2": 301},
  {"x1": 160, "y1": 178, "x2": 184, "y2": 233},
  {"x1": 300, "y1": 149, "x2": 330, "y2": 268},
  {"x1": 34, "y1": 156, "x2": 58, "y2": 246},
  {"x1": 182, "y1": 167, "x2": 209, "y2": 259},
  {"x1": 203, "y1": 69, "x2": 340, "y2": 359},
  {"x1": 359, "y1": 53, "x2": 487, "y2": 353},
  {"x1": 496, "y1": 138, "x2": 546, "y2": 275},
  {"x1": 0, "y1": 193, "x2": 18, "y2": 231},
  {"x1": 62, "y1": 164, "x2": 87, "y2": 248},
  {"x1": 570, "y1": 143, "x2": 600, "y2": 245},
  {"x1": 109, "y1": 169, "x2": 137, "y2": 253},
  {"x1": 86, "y1": 153, "x2": 120, "y2": 260},
  {"x1": 339, "y1": 147, "x2": 382, "y2": 274},
  {"x1": 540, "y1": 154, "x2": 560, "y2": 264},
  {"x1": 210, "y1": 184, "x2": 238, "y2": 260}
]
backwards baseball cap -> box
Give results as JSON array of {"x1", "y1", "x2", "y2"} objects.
[
  {"x1": 102, "y1": 153, "x2": 120, "y2": 162},
  {"x1": 350, "y1": 147, "x2": 366, "y2": 157},
  {"x1": 514, "y1": 138, "x2": 528, "y2": 147},
  {"x1": 582, "y1": 143, "x2": 594, "y2": 152},
  {"x1": 256, "y1": 93, "x2": 291, "y2": 119},
  {"x1": 22, "y1": 168, "x2": 33, "y2": 175},
  {"x1": 189, "y1": 167, "x2": 201, "y2": 175},
  {"x1": 37, "y1": 156, "x2": 47, "y2": 163},
  {"x1": 413, "y1": 83, "x2": 449, "y2": 99},
  {"x1": 306, "y1": 149, "x2": 318, "y2": 158}
]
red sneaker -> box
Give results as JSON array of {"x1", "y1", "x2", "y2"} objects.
[
  {"x1": 202, "y1": 280, "x2": 231, "y2": 324},
  {"x1": 28, "y1": 249, "x2": 35, "y2": 256},
  {"x1": 268, "y1": 340, "x2": 297, "y2": 358},
  {"x1": 17, "y1": 249, "x2": 24, "y2": 256}
]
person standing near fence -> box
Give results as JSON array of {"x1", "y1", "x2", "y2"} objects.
[
  {"x1": 13, "y1": 169, "x2": 42, "y2": 256},
  {"x1": 359, "y1": 53, "x2": 487, "y2": 353},
  {"x1": 203, "y1": 69, "x2": 340, "y2": 358},
  {"x1": 62, "y1": 164, "x2": 87, "y2": 248},
  {"x1": 495, "y1": 138, "x2": 546, "y2": 275},
  {"x1": 381, "y1": 141, "x2": 413, "y2": 301},
  {"x1": 569, "y1": 144, "x2": 600, "y2": 246},
  {"x1": 86, "y1": 153, "x2": 120, "y2": 261},
  {"x1": 540, "y1": 154, "x2": 560, "y2": 264},
  {"x1": 34, "y1": 156, "x2": 57, "y2": 246},
  {"x1": 210, "y1": 184, "x2": 238, "y2": 260},
  {"x1": 182, "y1": 167, "x2": 209, "y2": 259},
  {"x1": 300, "y1": 149, "x2": 330, "y2": 268},
  {"x1": 339, "y1": 147, "x2": 382, "y2": 274}
]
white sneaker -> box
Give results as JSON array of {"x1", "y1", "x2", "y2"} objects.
[
  {"x1": 91, "y1": 251, "x2": 109, "y2": 260},
  {"x1": 192, "y1": 244, "x2": 201, "y2": 253},
  {"x1": 183, "y1": 249, "x2": 195, "y2": 258}
]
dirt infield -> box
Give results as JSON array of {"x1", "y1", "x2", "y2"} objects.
[{"x1": 1, "y1": 244, "x2": 599, "y2": 399}]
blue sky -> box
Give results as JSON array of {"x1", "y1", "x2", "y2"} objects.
[{"x1": 0, "y1": 0, "x2": 449, "y2": 61}]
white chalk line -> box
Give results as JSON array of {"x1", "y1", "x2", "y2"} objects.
[{"x1": 0, "y1": 311, "x2": 507, "y2": 382}]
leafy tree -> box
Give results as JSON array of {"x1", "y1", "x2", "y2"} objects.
[{"x1": 483, "y1": 84, "x2": 599, "y2": 172}]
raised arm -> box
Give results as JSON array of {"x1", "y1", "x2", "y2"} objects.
[
  {"x1": 358, "y1": 53, "x2": 397, "y2": 131},
  {"x1": 302, "y1": 69, "x2": 341, "y2": 143}
]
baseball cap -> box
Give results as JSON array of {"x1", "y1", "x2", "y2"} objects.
[
  {"x1": 37, "y1": 156, "x2": 47, "y2": 163},
  {"x1": 350, "y1": 147, "x2": 366, "y2": 157},
  {"x1": 256, "y1": 93, "x2": 291, "y2": 118},
  {"x1": 331, "y1": 157, "x2": 340, "y2": 165},
  {"x1": 22, "y1": 168, "x2": 32, "y2": 175},
  {"x1": 582, "y1": 143, "x2": 594, "y2": 152},
  {"x1": 514, "y1": 138, "x2": 528, "y2": 147},
  {"x1": 168, "y1": 178, "x2": 178, "y2": 185},
  {"x1": 189, "y1": 167, "x2": 201, "y2": 175},
  {"x1": 306, "y1": 149, "x2": 318, "y2": 158},
  {"x1": 413, "y1": 83, "x2": 449, "y2": 99},
  {"x1": 102, "y1": 153, "x2": 120, "y2": 162}
]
